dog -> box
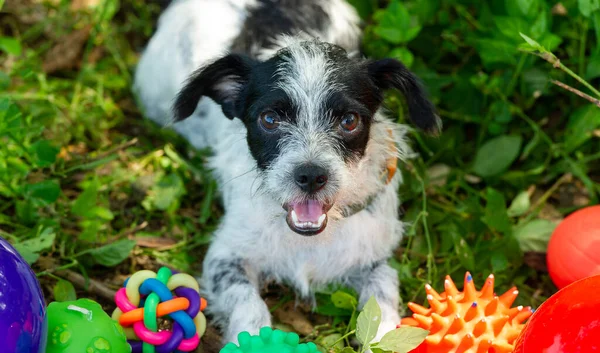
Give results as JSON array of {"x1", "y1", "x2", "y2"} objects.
[{"x1": 133, "y1": 0, "x2": 440, "y2": 347}]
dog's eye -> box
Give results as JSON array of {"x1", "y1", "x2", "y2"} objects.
[
  {"x1": 340, "y1": 112, "x2": 360, "y2": 132},
  {"x1": 259, "y1": 111, "x2": 280, "y2": 131}
]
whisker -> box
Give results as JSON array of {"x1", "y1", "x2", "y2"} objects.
[{"x1": 221, "y1": 166, "x2": 258, "y2": 186}]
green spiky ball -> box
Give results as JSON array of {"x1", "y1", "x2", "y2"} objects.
[{"x1": 220, "y1": 327, "x2": 318, "y2": 353}]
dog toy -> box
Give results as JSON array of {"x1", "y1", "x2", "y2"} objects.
[
  {"x1": 112, "y1": 267, "x2": 207, "y2": 353},
  {"x1": 400, "y1": 272, "x2": 533, "y2": 353},
  {"x1": 513, "y1": 274, "x2": 600, "y2": 352},
  {"x1": 46, "y1": 298, "x2": 129, "y2": 353},
  {"x1": 220, "y1": 327, "x2": 319, "y2": 353},
  {"x1": 0, "y1": 236, "x2": 47, "y2": 353},
  {"x1": 547, "y1": 205, "x2": 600, "y2": 288}
]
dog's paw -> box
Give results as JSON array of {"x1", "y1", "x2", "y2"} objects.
[
  {"x1": 374, "y1": 319, "x2": 398, "y2": 342},
  {"x1": 222, "y1": 314, "x2": 272, "y2": 346}
]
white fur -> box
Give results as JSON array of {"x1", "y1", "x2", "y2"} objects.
[{"x1": 134, "y1": 0, "x2": 405, "y2": 348}]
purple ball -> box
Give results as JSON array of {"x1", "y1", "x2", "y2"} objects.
[{"x1": 0, "y1": 236, "x2": 47, "y2": 353}]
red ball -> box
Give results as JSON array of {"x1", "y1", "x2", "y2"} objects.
[
  {"x1": 513, "y1": 275, "x2": 600, "y2": 353},
  {"x1": 547, "y1": 205, "x2": 600, "y2": 289},
  {"x1": 408, "y1": 341, "x2": 427, "y2": 353}
]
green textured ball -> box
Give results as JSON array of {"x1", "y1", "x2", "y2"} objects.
[
  {"x1": 220, "y1": 327, "x2": 318, "y2": 353},
  {"x1": 46, "y1": 298, "x2": 130, "y2": 353}
]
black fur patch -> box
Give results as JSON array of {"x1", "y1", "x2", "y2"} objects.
[
  {"x1": 231, "y1": 0, "x2": 329, "y2": 56},
  {"x1": 367, "y1": 59, "x2": 441, "y2": 134},
  {"x1": 209, "y1": 258, "x2": 250, "y2": 294}
]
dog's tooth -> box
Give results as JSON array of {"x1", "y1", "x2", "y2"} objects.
[
  {"x1": 317, "y1": 214, "x2": 326, "y2": 226},
  {"x1": 291, "y1": 210, "x2": 299, "y2": 225}
]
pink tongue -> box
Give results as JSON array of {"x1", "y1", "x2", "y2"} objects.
[{"x1": 292, "y1": 200, "x2": 324, "y2": 222}]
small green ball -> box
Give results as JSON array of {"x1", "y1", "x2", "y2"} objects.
[
  {"x1": 46, "y1": 298, "x2": 130, "y2": 353},
  {"x1": 220, "y1": 327, "x2": 318, "y2": 353}
]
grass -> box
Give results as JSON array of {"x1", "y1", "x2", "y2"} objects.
[{"x1": 1, "y1": 0, "x2": 599, "y2": 352}]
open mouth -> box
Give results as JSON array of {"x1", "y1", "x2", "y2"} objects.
[{"x1": 284, "y1": 200, "x2": 332, "y2": 236}]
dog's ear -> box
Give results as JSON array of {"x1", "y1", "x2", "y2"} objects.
[
  {"x1": 173, "y1": 54, "x2": 257, "y2": 121},
  {"x1": 367, "y1": 58, "x2": 441, "y2": 134}
]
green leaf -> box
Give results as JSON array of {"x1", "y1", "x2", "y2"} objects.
[
  {"x1": 25, "y1": 180, "x2": 61, "y2": 204},
  {"x1": 564, "y1": 105, "x2": 600, "y2": 153},
  {"x1": 507, "y1": 191, "x2": 531, "y2": 217},
  {"x1": 0, "y1": 70, "x2": 10, "y2": 90},
  {"x1": 89, "y1": 239, "x2": 136, "y2": 267},
  {"x1": 388, "y1": 47, "x2": 414, "y2": 68},
  {"x1": 356, "y1": 296, "x2": 381, "y2": 346},
  {"x1": 593, "y1": 12, "x2": 600, "y2": 46},
  {"x1": 374, "y1": 0, "x2": 422, "y2": 44},
  {"x1": 472, "y1": 135, "x2": 522, "y2": 178},
  {"x1": 372, "y1": 327, "x2": 429, "y2": 353},
  {"x1": 519, "y1": 32, "x2": 546, "y2": 53},
  {"x1": 494, "y1": 16, "x2": 529, "y2": 40},
  {"x1": 78, "y1": 220, "x2": 101, "y2": 242},
  {"x1": 491, "y1": 252, "x2": 509, "y2": 272},
  {"x1": 540, "y1": 33, "x2": 563, "y2": 52},
  {"x1": 14, "y1": 247, "x2": 39, "y2": 265},
  {"x1": 332, "y1": 291, "x2": 358, "y2": 310},
  {"x1": 513, "y1": 219, "x2": 557, "y2": 252},
  {"x1": 586, "y1": 51, "x2": 600, "y2": 80},
  {"x1": 579, "y1": 0, "x2": 600, "y2": 17},
  {"x1": 439, "y1": 223, "x2": 475, "y2": 270},
  {"x1": 145, "y1": 173, "x2": 185, "y2": 211},
  {"x1": 31, "y1": 140, "x2": 60, "y2": 167},
  {"x1": 0, "y1": 98, "x2": 22, "y2": 131},
  {"x1": 13, "y1": 228, "x2": 56, "y2": 264},
  {"x1": 72, "y1": 180, "x2": 98, "y2": 217},
  {"x1": 53, "y1": 280, "x2": 77, "y2": 302},
  {"x1": 321, "y1": 333, "x2": 344, "y2": 350},
  {"x1": 490, "y1": 101, "x2": 512, "y2": 124},
  {"x1": 0, "y1": 36, "x2": 22, "y2": 55},
  {"x1": 96, "y1": 0, "x2": 120, "y2": 22},
  {"x1": 482, "y1": 188, "x2": 512, "y2": 234},
  {"x1": 510, "y1": 0, "x2": 539, "y2": 17},
  {"x1": 15, "y1": 199, "x2": 37, "y2": 225},
  {"x1": 93, "y1": 207, "x2": 114, "y2": 221},
  {"x1": 521, "y1": 129, "x2": 541, "y2": 160},
  {"x1": 476, "y1": 38, "x2": 518, "y2": 66},
  {"x1": 24, "y1": 228, "x2": 56, "y2": 252},
  {"x1": 530, "y1": 10, "x2": 549, "y2": 38},
  {"x1": 451, "y1": 230, "x2": 475, "y2": 270}
]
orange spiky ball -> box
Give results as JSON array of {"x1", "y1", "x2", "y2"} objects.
[{"x1": 400, "y1": 272, "x2": 533, "y2": 353}]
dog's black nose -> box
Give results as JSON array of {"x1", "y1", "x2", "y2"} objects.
[{"x1": 294, "y1": 164, "x2": 328, "y2": 193}]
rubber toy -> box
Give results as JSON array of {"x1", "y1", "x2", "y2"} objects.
[
  {"x1": 400, "y1": 272, "x2": 533, "y2": 353},
  {"x1": 46, "y1": 298, "x2": 129, "y2": 353},
  {"x1": 112, "y1": 267, "x2": 207, "y2": 353},
  {"x1": 513, "y1": 274, "x2": 600, "y2": 353},
  {"x1": 547, "y1": 205, "x2": 600, "y2": 288},
  {"x1": 0, "y1": 236, "x2": 48, "y2": 353},
  {"x1": 220, "y1": 327, "x2": 319, "y2": 353}
]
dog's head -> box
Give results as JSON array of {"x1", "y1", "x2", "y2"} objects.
[{"x1": 173, "y1": 39, "x2": 440, "y2": 236}]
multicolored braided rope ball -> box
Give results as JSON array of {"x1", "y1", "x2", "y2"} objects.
[{"x1": 112, "y1": 267, "x2": 207, "y2": 353}]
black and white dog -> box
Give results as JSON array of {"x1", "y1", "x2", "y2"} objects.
[{"x1": 134, "y1": 0, "x2": 440, "y2": 347}]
